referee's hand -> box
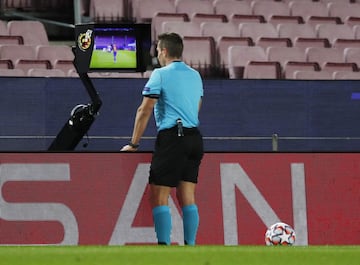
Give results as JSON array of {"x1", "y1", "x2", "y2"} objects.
[{"x1": 120, "y1": 145, "x2": 138, "y2": 152}]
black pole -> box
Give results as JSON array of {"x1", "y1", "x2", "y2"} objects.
[{"x1": 48, "y1": 72, "x2": 102, "y2": 151}]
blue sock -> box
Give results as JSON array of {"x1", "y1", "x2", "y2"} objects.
[
  {"x1": 182, "y1": 204, "x2": 199, "y2": 245},
  {"x1": 152, "y1": 205, "x2": 172, "y2": 245}
]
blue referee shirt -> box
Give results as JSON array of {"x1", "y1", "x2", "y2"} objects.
[{"x1": 142, "y1": 61, "x2": 203, "y2": 131}]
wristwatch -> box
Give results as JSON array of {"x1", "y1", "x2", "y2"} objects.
[{"x1": 128, "y1": 142, "x2": 140, "y2": 148}]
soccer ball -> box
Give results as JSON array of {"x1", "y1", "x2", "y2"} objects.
[{"x1": 265, "y1": 222, "x2": 296, "y2": 246}]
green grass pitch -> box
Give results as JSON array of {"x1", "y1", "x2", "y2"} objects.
[
  {"x1": 0, "y1": 245, "x2": 359, "y2": 265},
  {"x1": 90, "y1": 49, "x2": 137, "y2": 69}
]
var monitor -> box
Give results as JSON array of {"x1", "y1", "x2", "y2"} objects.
[{"x1": 74, "y1": 23, "x2": 152, "y2": 73}]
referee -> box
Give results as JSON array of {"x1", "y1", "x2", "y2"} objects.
[{"x1": 121, "y1": 32, "x2": 204, "y2": 246}]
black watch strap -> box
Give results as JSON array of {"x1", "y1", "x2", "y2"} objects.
[{"x1": 128, "y1": 142, "x2": 140, "y2": 148}]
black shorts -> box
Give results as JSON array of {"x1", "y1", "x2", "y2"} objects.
[{"x1": 149, "y1": 126, "x2": 204, "y2": 187}]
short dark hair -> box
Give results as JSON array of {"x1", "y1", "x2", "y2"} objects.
[{"x1": 157, "y1": 32, "x2": 183, "y2": 58}]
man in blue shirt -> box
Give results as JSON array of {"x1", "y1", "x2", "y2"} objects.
[{"x1": 121, "y1": 32, "x2": 204, "y2": 245}]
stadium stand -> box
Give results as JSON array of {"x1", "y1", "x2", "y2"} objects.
[{"x1": 1, "y1": 0, "x2": 360, "y2": 79}]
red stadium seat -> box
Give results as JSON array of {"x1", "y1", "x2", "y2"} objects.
[
  {"x1": 27, "y1": 68, "x2": 66, "y2": 77},
  {"x1": 267, "y1": 47, "x2": 307, "y2": 68},
  {"x1": 201, "y1": 22, "x2": 239, "y2": 43},
  {"x1": 37, "y1": 45, "x2": 74, "y2": 68},
  {"x1": 252, "y1": 1, "x2": 290, "y2": 22},
  {"x1": 7, "y1": 20, "x2": 49, "y2": 45},
  {"x1": 217, "y1": 36, "x2": 253, "y2": 72},
  {"x1": 293, "y1": 38, "x2": 331, "y2": 51},
  {"x1": 239, "y1": 23, "x2": 278, "y2": 43},
  {"x1": 182, "y1": 36, "x2": 216, "y2": 78},
  {"x1": 161, "y1": 21, "x2": 201, "y2": 37},
  {"x1": 191, "y1": 13, "x2": 227, "y2": 25},
  {"x1": 333, "y1": 71, "x2": 360, "y2": 80},
  {"x1": 0, "y1": 45, "x2": 37, "y2": 66},
  {"x1": 135, "y1": 0, "x2": 175, "y2": 22},
  {"x1": 213, "y1": 0, "x2": 252, "y2": 19},
  {"x1": 0, "y1": 68, "x2": 25, "y2": 76},
  {"x1": 0, "y1": 20, "x2": 8, "y2": 35},
  {"x1": 243, "y1": 61, "x2": 282, "y2": 79},
  {"x1": 0, "y1": 35, "x2": 23, "y2": 45},
  {"x1": 306, "y1": 47, "x2": 345, "y2": 67},
  {"x1": 344, "y1": 47, "x2": 360, "y2": 67},
  {"x1": 289, "y1": 2, "x2": 328, "y2": 22},
  {"x1": 316, "y1": 24, "x2": 355, "y2": 45},
  {"x1": 293, "y1": 70, "x2": 333, "y2": 80},
  {"x1": 230, "y1": 14, "x2": 266, "y2": 25},
  {"x1": 175, "y1": 0, "x2": 214, "y2": 17},
  {"x1": 328, "y1": 3, "x2": 360, "y2": 23},
  {"x1": 90, "y1": 0, "x2": 126, "y2": 22},
  {"x1": 278, "y1": 24, "x2": 317, "y2": 44},
  {"x1": 15, "y1": 59, "x2": 52, "y2": 73},
  {"x1": 0, "y1": 59, "x2": 13, "y2": 69},
  {"x1": 257, "y1": 37, "x2": 292, "y2": 50},
  {"x1": 284, "y1": 61, "x2": 321, "y2": 79},
  {"x1": 152, "y1": 12, "x2": 189, "y2": 40},
  {"x1": 228, "y1": 46, "x2": 267, "y2": 79},
  {"x1": 322, "y1": 62, "x2": 358, "y2": 75}
]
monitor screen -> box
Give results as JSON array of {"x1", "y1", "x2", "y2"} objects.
[
  {"x1": 74, "y1": 23, "x2": 151, "y2": 73},
  {"x1": 90, "y1": 26, "x2": 137, "y2": 70}
]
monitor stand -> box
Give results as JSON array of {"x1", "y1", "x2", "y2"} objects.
[{"x1": 48, "y1": 72, "x2": 102, "y2": 151}]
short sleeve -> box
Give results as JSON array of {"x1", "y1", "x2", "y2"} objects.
[{"x1": 142, "y1": 69, "x2": 161, "y2": 98}]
